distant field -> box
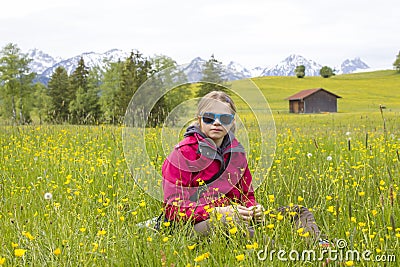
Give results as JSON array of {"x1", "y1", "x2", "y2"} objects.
[{"x1": 251, "y1": 70, "x2": 400, "y2": 113}]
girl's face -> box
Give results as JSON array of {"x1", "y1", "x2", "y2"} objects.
[{"x1": 198, "y1": 100, "x2": 234, "y2": 147}]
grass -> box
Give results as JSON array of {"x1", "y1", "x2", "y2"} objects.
[{"x1": 0, "y1": 70, "x2": 399, "y2": 266}]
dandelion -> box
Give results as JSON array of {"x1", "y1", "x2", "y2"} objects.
[
  {"x1": 326, "y1": 195, "x2": 333, "y2": 201},
  {"x1": 53, "y1": 248, "x2": 61, "y2": 256},
  {"x1": 163, "y1": 221, "x2": 170, "y2": 227},
  {"x1": 97, "y1": 229, "x2": 106, "y2": 236},
  {"x1": 44, "y1": 192, "x2": 53, "y2": 200},
  {"x1": 235, "y1": 254, "x2": 245, "y2": 261},
  {"x1": 187, "y1": 244, "x2": 196, "y2": 250},
  {"x1": 162, "y1": 237, "x2": 169, "y2": 242},
  {"x1": 307, "y1": 153, "x2": 312, "y2": 158},
  {"x1": 358, "y1": 191, "x2": 365, "y2": 197},
  {"x1": 300, "y1": 232, "x2": 310, "y2": 237},
  {"x1": 0, "y1": 257, "x2": 5, "y2": 265},
  {"x1": 147, "y1": 237, "x2": 152, "y2": 242},
  {"x1": 14, "y1": 249, "x2": 26, "y2": 257},
  {"x1": 266, "y1": 224, "x2": 274, "y2": 229},
  {"x1": 194, "y1": 252, "x2": 210, "y2": 262},
  {"x1": 22, "y1": 231, "x2": 35, "y2": 241},
  {"x1": 345, "y1": 132, "x2": 351, "y2": 136},
  {"x1": 268, "y1": 195, "x2": 275, "y2": 203},
  {"x1": 11, "y1": 242, "x2": 18, "y2": 248},
  {"x1": 79, "y1": 227, "x2": 86, "y2": 233},
  {"x1": 345, "y1": 260, "x2": 354, "y2": 266},
  {"x1": 326, "y1": 156, "x2": 332, "y2": 161},
  {"x1": 297, "y1": 196, "x2": 304, "y2": 202},
  {"x1": 277, "y1": 214, "x2": 284, "y2": 221},
  {"x1": 229, "y1": 227, "x2": 238, "y2": 234}
]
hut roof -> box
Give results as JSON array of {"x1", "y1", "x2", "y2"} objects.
[{"x1": 285, "y1": 88, "x2": 342, "y2": 100}]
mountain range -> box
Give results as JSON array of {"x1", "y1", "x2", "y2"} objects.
[{"x1": 26, "y1": 48, "x2": 371, "y2": 84}]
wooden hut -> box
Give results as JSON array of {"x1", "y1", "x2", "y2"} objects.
[{"x1": 285, "y1": 88, "x2": 341, "y2": 113}]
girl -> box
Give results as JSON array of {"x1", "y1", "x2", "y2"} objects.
[{"x1": 162, "y1": 91, "x2": 322, "y2": 238}]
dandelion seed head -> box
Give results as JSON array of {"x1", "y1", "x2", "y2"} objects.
[
  {"x1": 327, "y1": 156, "x2": 332, "y2": 161},
  {"x1": 44, "y1": 192, "x2": 53, "y2": 200},
  {"x1": 307, "y1": 153, "x2": 312, "y2": 158}
]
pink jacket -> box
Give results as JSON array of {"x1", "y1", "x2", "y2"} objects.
[{"x1": 162, "y1": 126, "x2": 257, "y2": 224}]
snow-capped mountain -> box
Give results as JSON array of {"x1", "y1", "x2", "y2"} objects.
[
  {"x1": 335, "y1": 57, "x2": 369, "y2": 74},
  {"x1": 25, "y1": 48, "x2": 372, "y2": 85},
  {"x1": 260, "y1": 54, "x2": 323, "y2": 76},
  {"x1": 181, "y1": 57, "x2": 253, "y2": 82},
  {"x1": 225, "y1": 61, "x2": 252, "y2": 80},
  {"x1": 182, "y1": 57, "x2": 207, "y2": 82},
  {"x1": 27, "y1": 49, "x2": 62, "y2": 74},
  {"x1": 41, "y1": 49, "x2": 129, "y2": 77}
]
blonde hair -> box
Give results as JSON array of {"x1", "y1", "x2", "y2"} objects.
[{"x1": 192, "y1": 90, "x2": 236, "y2": 132}]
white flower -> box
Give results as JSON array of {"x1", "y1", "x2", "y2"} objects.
[
  {"x1": 44, "y1": 192, "x2": 53, "y2": 200},
  {"x1": 326, "y1": 156, "x2": 332, "y2": 161},
  {"x1": 307, "y1": 153, "x2": 312, "y2": 158},
  {"x1": 345, "y1": 132, "x2": 351, "y2": 136}
]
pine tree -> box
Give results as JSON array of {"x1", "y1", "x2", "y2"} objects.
[
  {"x1": 117, "y1": 51, "x2": 152, "y2": 124},
  {"x1": 85, "y1": 67, "x2": 102, "y2": 124},
  {"x1": 146, "y1": 55, "x2": 189, "y2": 127},
  {"x1": 69, "y1": 57, "x2": 90, "y2": 124},
  {"x1": 47, "y1": 66, "x2": 71, "y2": 123},
  {"x1": 0, "y1": 43, "x2": 35, "y2": 124},
  {"x1": 197, "y1": 55, "x2": 226, "y2": 97},
  {"x1": 99, "y1": 60, "x2": 124, "y2": 124}
]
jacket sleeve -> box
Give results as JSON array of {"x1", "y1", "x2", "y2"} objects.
[
  {"x1": 162, "y1": 145, "x2": 221, "y2": 223},
  {"x1": 239, "y1": 165, "x2": 258, "y2": 208}
]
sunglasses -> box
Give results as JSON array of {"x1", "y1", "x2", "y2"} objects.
[{"x1": 201, "y1": 112, "x2": 234, "y2": 125}]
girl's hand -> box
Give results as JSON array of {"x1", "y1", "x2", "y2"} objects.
[
  {"x1": 251, "y1": 204, "x2": 264, "y2": 223},
  {"x1": 214, "y1": 205, "x2": 253, "y2": 223}
]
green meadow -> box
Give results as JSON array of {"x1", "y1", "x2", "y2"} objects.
[{"x1": 0, "y1": 70, "x2": 399, "y2": 266}]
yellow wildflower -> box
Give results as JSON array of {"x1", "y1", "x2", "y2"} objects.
[
  {"x1": 14, "y1": 249, "x2": 26, "y2": 257},
  {"x1": 187, "y1": 244, "x2": 196, "y2": 250},
  {"x1": 53, "y1": 248, "x2": 61, "y2": 256},
  {"x1": 97, "y1": 229, "x2": 106, "y2": 236},
  {"x1": 236, "y1": 254, "x2": 245, "y2": 261},
  {"x1": 229, "y1": 227, "x2": 238, "y2": 234},
  {"x1": 194, "y1": 252, "x2": 210, "y2": 262}
]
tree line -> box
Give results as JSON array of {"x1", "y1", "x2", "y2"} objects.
[
  {"x1": 0, "y1": 43, "x2": 226, "y2": 125},
  {"x1": 1, "y1": 43, "x2": 399, "y2": 125}
]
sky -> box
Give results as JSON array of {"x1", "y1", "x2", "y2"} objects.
[{"x1": 1, "y1": 0, "x2": 399, "y2": 69}]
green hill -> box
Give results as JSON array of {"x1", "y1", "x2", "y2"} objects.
[{"x1": 250, "y1": 70, "x2": 400, "y2": 113}]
